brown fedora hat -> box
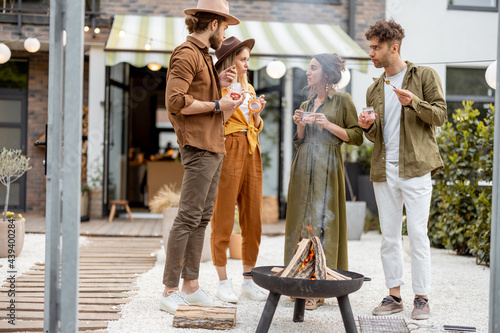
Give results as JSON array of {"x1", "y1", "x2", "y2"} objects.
[
  {"x1": 215, "y1": 36, "x2": 255, "y2": 68},
  {"x1": 184, "y1": 0, "x2": 240, "y2": 25}
]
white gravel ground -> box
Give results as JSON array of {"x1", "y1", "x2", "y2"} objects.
[{"x1": 0, "y1": 232, "x2": 489, "y2": 332}]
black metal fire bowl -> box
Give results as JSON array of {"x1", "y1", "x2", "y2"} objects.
[
  {"x1": 249, "y1": 266, "x2": 368, "y2": 333},
  {"x1": 250, "y1": 265, "x2": 365, "y2": 299}
]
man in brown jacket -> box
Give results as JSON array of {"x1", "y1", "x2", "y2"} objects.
[
  {"x1": 358, "y1": 19, "x2": 446, "y2": 320},
  {"x1": 160, "y1": 0, "x2": 243, "y2": 314}
]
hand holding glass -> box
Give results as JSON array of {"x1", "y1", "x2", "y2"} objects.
[{"x1": 361, "y1": 107, "x2": 376, "y2": 120}]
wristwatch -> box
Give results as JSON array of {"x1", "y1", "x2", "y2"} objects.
[{"x1": 213, "y1": 100, "x2": 221, "y2": 113}]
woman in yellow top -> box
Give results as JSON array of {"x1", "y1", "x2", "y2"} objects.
[{"x1": 212, "y1": 36, "x2": 267, "y2": 303}]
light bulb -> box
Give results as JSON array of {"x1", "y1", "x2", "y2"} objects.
[
  {"x1": 335, "y1": 69, "x2": 351, "y2": 90},
  {"x1": 486, "y1": 61, "x2": 497, "y2": 90},
  {"x1": 147, "y1": 63, "x2": 162, "y2": 71},
  {"x1": 0, "y1": 43, "x2": 11, "y2": 64},
  {"x1": 266, "y1": 60, "x2": 286, "y2": 79},
  {"x1": 24, "y1": 37, "x2": 41, "y2": 53}
]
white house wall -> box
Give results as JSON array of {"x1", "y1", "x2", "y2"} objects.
[{"x1": 387, "y1": 0, "x2": 497, "y2": 93}]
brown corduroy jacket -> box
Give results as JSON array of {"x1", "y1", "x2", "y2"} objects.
[{"x1": 166, "y1": 36, "x2": 225, "y2": 154}]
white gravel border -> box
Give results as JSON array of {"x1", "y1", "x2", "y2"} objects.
[
  {"x1": 0, "y1": 232, "x2": 489, "y2": 332},
  {"x1": 109, "y1": 231, "x2": 489, "y2": 332}
]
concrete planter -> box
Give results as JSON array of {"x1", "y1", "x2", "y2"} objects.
[
  {"x1": 0, "y1": 219, "x2": 25, "y2": 258},
  {"x1": 346, "y1": 201, "x2": 367, "y2": 241},
  {"x1": 162, "y1": 207, "x2": 212, "y2": 262}
]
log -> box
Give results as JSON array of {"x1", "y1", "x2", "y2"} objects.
[
  {"x1": 280, "y1": 239, "x2": 312, "y2": 277},
  {"x1": 310, "y1": 236, "x2": 327, "y2": 280},
  {"x1": 326, "y1": 267, "x2": 351, "y2": 280},
  {"x1": 271, "y1": 267, "x2": 284, "y2": 275},
  {"x1": 172, "y1": 305, "x2": 236, "y2": 330},
  {"x1": 294, "y1": 259, "x2": 315, "y2": 279}
]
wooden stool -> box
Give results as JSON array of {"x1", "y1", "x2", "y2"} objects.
[{"x1": 108, "y1": 200, "x2": 134, "y2": 222}]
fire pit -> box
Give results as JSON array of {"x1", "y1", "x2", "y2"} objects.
[{"x1": 248, "y1": 265, "x2": 368, "y2": 333}]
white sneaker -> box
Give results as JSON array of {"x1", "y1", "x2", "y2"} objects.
[
  {"x1": 160, "y1": 291, "x2": 188, "y2": 314},
  {"x1": 216, "y1": 279, "x2": 239, "y2": 303},
  {"x1": 241, "y1": 280, "x2": 268, "y2": 301},
  {"x1": 185, "y1": 288, "x2": 216, "y2": 307}
]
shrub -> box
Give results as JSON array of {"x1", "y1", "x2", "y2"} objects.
[{"x1": 429, "y1": 101, "x2": 492, "y2": 265}]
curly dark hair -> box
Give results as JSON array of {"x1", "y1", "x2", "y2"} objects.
[
  {"x1": 365, "y1": 19, "x2": 405, "y2": 51},
  {"x1": 185, "y1": 12, "x2": 226, "y2": 34}
]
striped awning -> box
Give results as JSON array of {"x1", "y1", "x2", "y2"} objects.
[{"x1": 105, "y1": 15, "x2": 369, "y2": 72}]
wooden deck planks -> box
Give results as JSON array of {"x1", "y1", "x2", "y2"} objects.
[
  {"x1": 25, "y1": 215, "x2": 163, "y2": 238},
  {"x1": 0, "y1": 236, "x2": 161, "y2": 332}
]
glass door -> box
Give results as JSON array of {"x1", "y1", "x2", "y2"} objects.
[
  {"x1": 0, "y1": 89, "x2": 28, "y2": 211},
  {"x1": 254, "y1": 69, "x2": 284, "y2": 217},
  {"x1": 104, "y1": 64, "x2": 129, "y2": 210}
]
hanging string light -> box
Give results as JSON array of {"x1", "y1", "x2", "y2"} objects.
[
  {"x1": 266, "y1": 60, "x2": 286, "y2": 79},
  {"x1": 335, "y1": 69, "x2": 351, "y2": 90},
  {"x1": 486, "y1": 61, "x2": 497, "y2": 90},
  {"x1": 0, "y1": 43, "x2": 11, "y2": 64},
  {"x1": 24, "y1": 37, "x2": 41, "y2": 53},
  {"x1": 147, "y1": 63, "x2": 162, "y2": 71}
]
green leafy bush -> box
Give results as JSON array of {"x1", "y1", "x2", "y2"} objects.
[{"x1": 429, "y1": 101, "x2": 492, "y2": 265}]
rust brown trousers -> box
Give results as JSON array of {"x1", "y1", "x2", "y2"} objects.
[{"x1": 211, "y1": 132, "x2": 263, "y2": 267}]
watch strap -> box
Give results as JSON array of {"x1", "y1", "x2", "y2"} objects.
[{"x1": 214, "y1": 100, "x2": 221, "y2": 113}]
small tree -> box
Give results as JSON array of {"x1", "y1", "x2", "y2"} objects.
[{"x1": 0, "y1": 148, "x2": 32, "y2": 221}]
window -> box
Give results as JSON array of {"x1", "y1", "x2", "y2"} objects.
[
  {"x1": 0, "y1": 59, "x2": 28, "y2": 89},
  {"x1": 448, "y1": 0, "x2": 498, "y2": 11},
  {"x1": 446, "y1": 67, "x2": 494, "y2": 120}
]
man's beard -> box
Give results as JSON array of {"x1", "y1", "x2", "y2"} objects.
[{"x1": 209, "y1": 31, "x2": 223, "y2": 50}]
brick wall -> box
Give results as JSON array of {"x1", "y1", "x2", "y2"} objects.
[{"x1": 26, "y1": 51, "x2": 48, "y2": 215}]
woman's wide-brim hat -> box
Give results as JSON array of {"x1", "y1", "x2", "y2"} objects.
[
  {"x1": 184, "y1": 0, "x2": 240, "y2": 26},
  {"x1": 215, "y1": 36, "x2": 255, "y2": 68}
]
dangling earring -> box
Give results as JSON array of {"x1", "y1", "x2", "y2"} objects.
[{"x1": 325, "y1": 82, "x2": 329, "y2": 93}]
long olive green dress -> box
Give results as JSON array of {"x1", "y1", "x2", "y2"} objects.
[{"x1": 284, "y1": 91, "x2": 363, "y2": 271}]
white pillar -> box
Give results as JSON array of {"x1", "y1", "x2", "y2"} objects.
[
  {"x1": 87, "y1": 46, "x2": 106, "y2": 188},
  {"x1": 282, "y1": 69, "x2": 294, "y2": 199}
]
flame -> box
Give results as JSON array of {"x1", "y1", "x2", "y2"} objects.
[{"x1": 298, "y1": 241, "x2": 316, "y2": 280}]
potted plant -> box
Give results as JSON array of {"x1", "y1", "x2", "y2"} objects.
[
  {"x1": 0, "y1": 148, "x2": 31, "y2": 257},
  {"x1": 149, "y1": 184, "x2": 212, "y2": 263},
  {"x1": 88, "y1": 158, "x2": 103, "y2": 218}
]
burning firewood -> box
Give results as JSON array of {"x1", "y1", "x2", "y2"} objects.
[
  {"x1": 279, "y1": 238, "x2": 312, "y2": 277},
  {"x1": 277, "y1": 227, "x2": 351, "y2": 280}
]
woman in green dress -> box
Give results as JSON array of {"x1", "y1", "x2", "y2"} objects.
[{"x1": 285, "y1": 53, "x2": 363, "y2": 308}]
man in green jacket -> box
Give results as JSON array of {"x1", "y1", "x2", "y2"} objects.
[{"x1": 358, "y1": 19, "x2": 447, "y2": 320}]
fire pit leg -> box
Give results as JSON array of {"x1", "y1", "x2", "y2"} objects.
[
  {"x1": 337, "y1": 295, "x2": 358, "y2": 333},
  {"x1": 255, "y1": 291, "x2": 281, "y2": 333},
  {"x1": 293, "y1": 298, "x2": 306, "y2": 322}
]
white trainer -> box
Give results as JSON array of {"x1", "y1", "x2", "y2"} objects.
[
  {"x1": 160, "y1": 291, "x2": 188, "y2": 314},
  {"x1": 216, "y1": 279, "x2": 239, "y2": 303},
  {"x1": 241, "y1": 280, "x2": 268, "y2": 301},
  {"x1": 184, "y1": 288, "x2": 216, "y2": 307}
]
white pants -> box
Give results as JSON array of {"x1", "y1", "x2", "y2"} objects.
[{"x1": 373, "y1": 162, "x2": 432, "y2": 296}]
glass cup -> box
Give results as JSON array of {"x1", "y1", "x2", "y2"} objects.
[
  {"x1": 248, "y1": 97, "x2": 263, "y2": 113},
  {"x1": 362, "y1": 106, "x2": 376, "y2": 120},
  {"x1": 229, "y1": 82, "x2": 242, "y2": 100},
  {"x1": 300, "y1": 112, "x2": 316, "y2": 123}
]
